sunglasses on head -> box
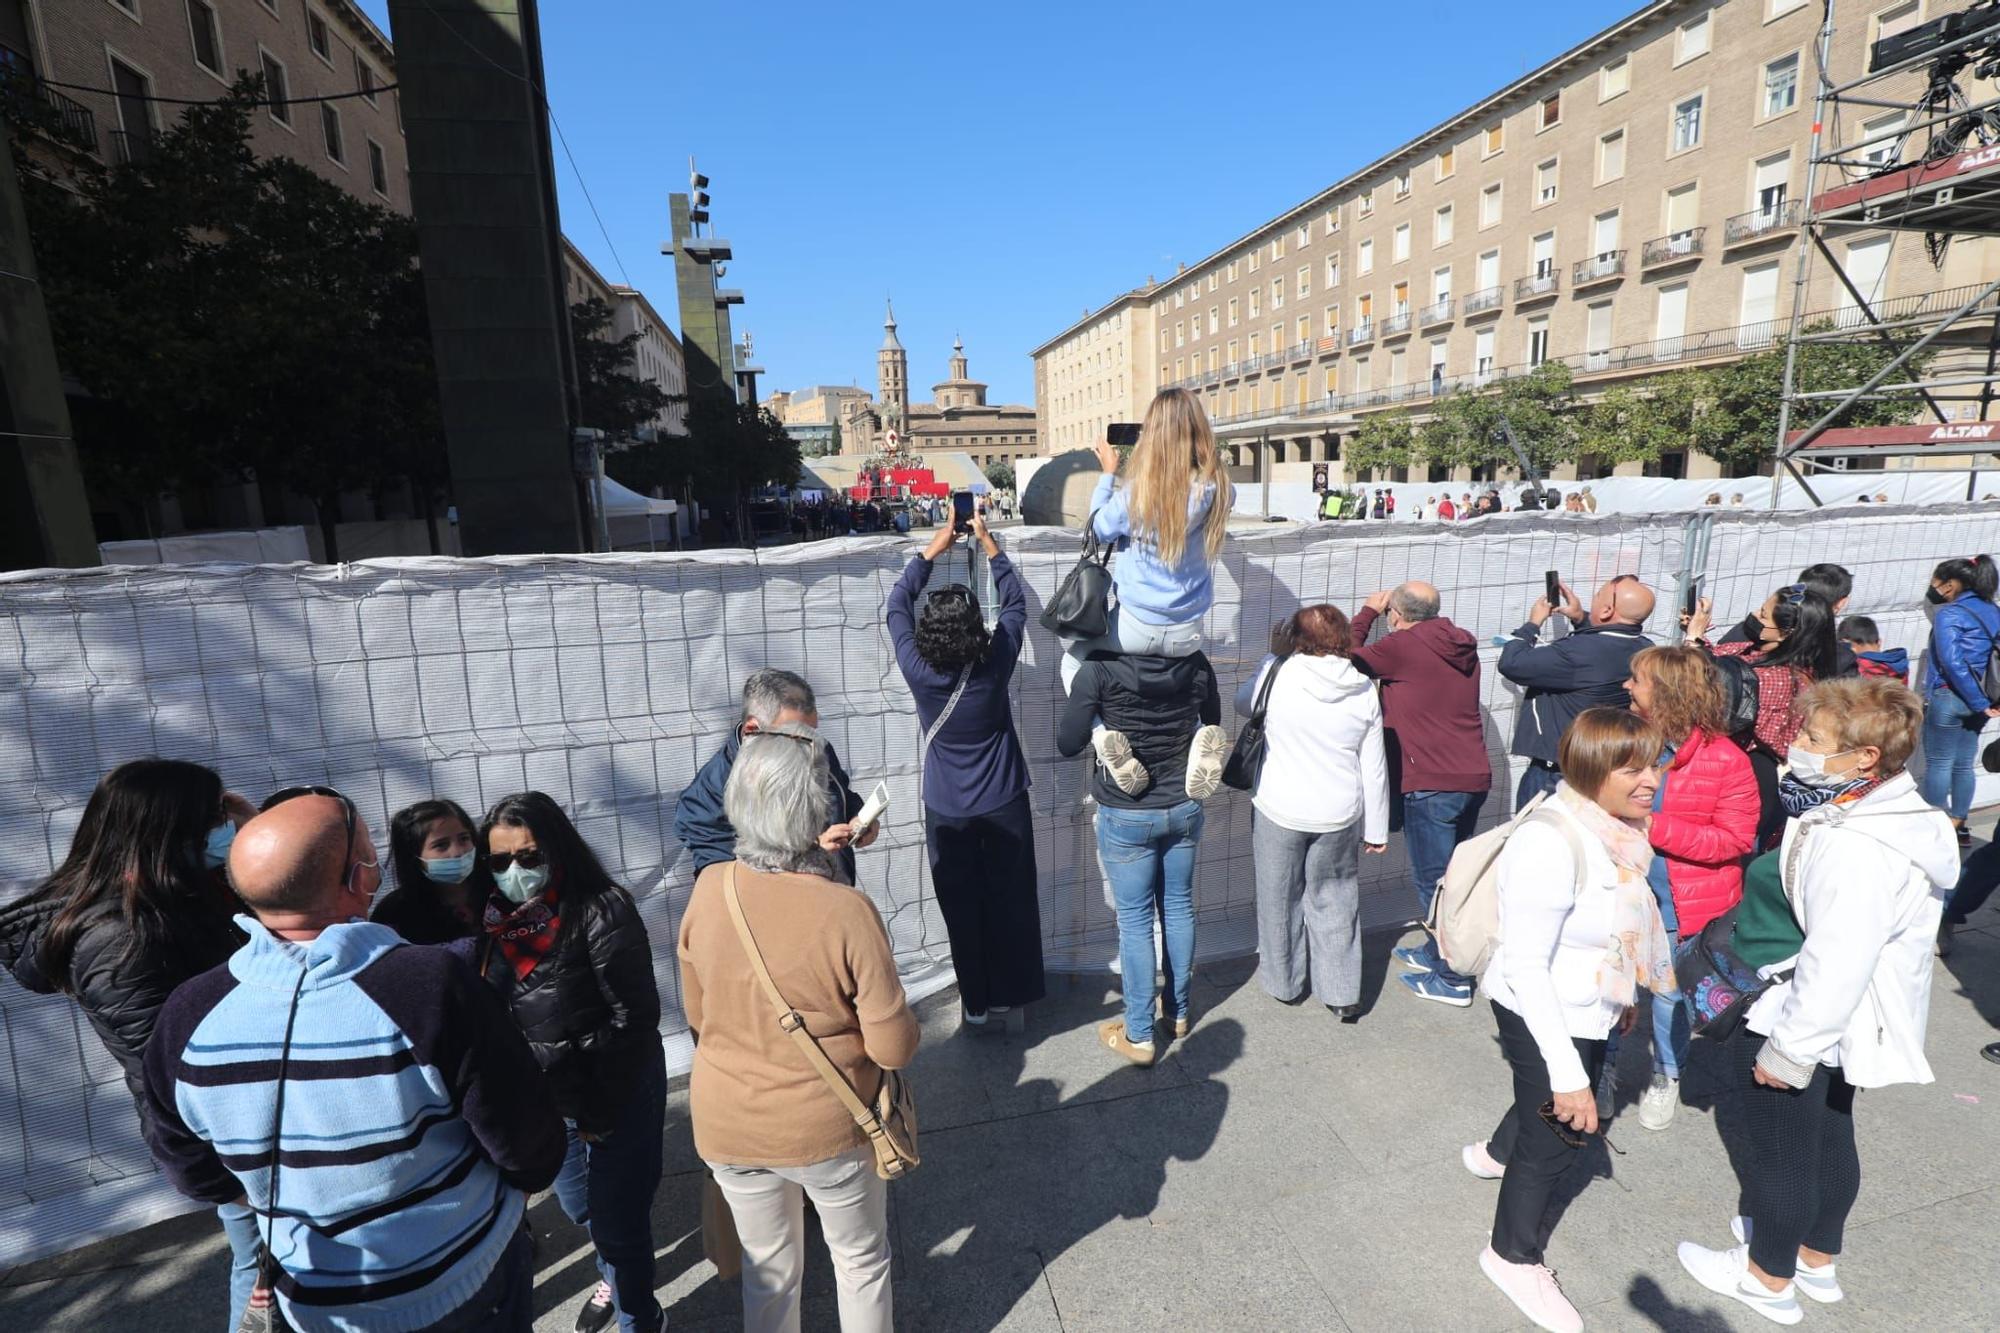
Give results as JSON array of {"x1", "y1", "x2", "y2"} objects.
[
  {"x1": 260, "y1": 785, "x2": 358, "y2": 874},
  {"x1": 1776, "y1": 582, "x2": 1808, "y2": 605},
  {"x1": 487, "y1": 847, "x2": 547, "y2": 874}
]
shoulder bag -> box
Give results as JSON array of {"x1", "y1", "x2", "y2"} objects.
[
  {"x1": 1221, "y1": 656, "x2": 1285, "y2": 792},
  {"x1": 1038, "y1": 512, "x2": 1115, "y2": 640},
  {"x1": 1673, "y1": 832, "x2": 1804, "y2": 1040},
  {"x1": 722, "y1": 864, "x2": 920, "y2": 1180}
]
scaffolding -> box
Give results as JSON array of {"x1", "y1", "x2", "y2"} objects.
[{"x1": 1773, "y1": 0, "x2": 2000, "y2": 502}]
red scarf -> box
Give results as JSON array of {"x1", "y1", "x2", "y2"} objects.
[{"x1": 483, "y1": 890, "x2": 561, "y2": 979}]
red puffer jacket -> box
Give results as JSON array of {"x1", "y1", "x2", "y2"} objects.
[{"x1": 1650, "y1": 728, "x2": 1761, "y2": 935}]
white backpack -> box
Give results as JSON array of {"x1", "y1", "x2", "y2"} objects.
[{"x1": 1423, "y1": 791, "x2": 1588, "y2": 977}]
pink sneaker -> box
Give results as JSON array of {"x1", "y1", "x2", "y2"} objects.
[
  {"x1": 1480, "y1": 1246, "x2": 1583, "y2": 1333},
  {"x1": 1462, "y1": 1141, "x2": 1507, "y2": 1180}
]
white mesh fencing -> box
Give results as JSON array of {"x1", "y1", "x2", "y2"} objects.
[{"x1": 1, "y1": 502, "x2": 1995, "y2": 1264}]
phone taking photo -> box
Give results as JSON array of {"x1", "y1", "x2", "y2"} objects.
[
  {"x1": 1545, "y1": 570, "x2": 1563, "y2": 607},
  {"x1": 1106, "y1": 422, "x2": 1141, "y2": 448},
  {"x1": 952, "y1": 491, "x2": 975, "y2": 534}
]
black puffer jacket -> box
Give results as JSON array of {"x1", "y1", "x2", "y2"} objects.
[
  {"x1": 475, "y1": 885, "x2": 661, "y2": 1134},
  {"x1": 1056, "y1": 650, "x2": 1222, "y2": 808},
  {"x1": 0, "y1": 895, "x2": 244, "y2": 1124}
]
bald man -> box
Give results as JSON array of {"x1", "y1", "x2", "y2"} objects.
[
  {"x1": 1499, "y1": 575, "x2": 1656, "y2": 805},
  {"x1": 142, "y1": 793, "x2": 563, "y2": 1333}
]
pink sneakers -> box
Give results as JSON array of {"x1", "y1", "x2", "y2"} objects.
[
  {"x1": 1480, "y1": 1246, "x2": 1583, "y2": 1333},
  {"x1": 1462, "y1": 1141, "x2": 1507, "y2": 1179}
]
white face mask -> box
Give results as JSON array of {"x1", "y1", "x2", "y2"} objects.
[
  {"x1": 494, "y1": 863, "x2": 549, "y2": 905},
  {"x1": 1787, "y1": 743, "x2": 1857, "y2": 789}
]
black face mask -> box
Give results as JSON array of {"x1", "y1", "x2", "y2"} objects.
[{"x1": 1926, "y1": 586, "x2": 1950, "y2": 606}]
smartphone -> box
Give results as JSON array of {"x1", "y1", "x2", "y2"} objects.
[
  {"x1": 1545, "y1": 570, "x2": 1563, "y2": 606},
  {"x1": 1106, "y1": 422, "x2": 1142, "y2": 448},
  {"x1": 853, "y1": 781, "x2": 890, "y2": 835},
  {"x1": 1682, "y1": 579, "x2": 1701, "y2": 621},
  {"x1": 952, "y1": 491, "x2": 975, "y2": 534}
]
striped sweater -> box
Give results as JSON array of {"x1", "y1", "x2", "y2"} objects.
[{"x1": 142, "y1": 917, "x2": 564, "y2": 1333}]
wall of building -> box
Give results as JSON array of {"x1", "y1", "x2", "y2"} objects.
[{"x1": 1033, "y1": 290, "x2": 1155, "y2": 455}]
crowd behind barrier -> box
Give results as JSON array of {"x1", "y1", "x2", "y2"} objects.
[{"x1": 1, "y1": 499, "x2": 1997, "y2": 1266}]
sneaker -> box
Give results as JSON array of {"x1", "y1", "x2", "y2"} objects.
[
  {"x1": 1479, "y1": 1245, "x2": 1582, "y2": 1333},
  {"x1": 1328, "y1": 1002, "x2": 1363, "y2": 1021},
  {"x1": 1462, "y1": 1141, "x2": 1506, "y2": 1180},
  {"x1": 1729, "y1": 1219, "x2": 1843, "y2": 1304},
  {"x1": 1399, "y1": 971, "x2": 1473, "y2": 1007},
  {"x1": 1937, "y1": 918, "x2": 1955, "y2": 958},
  {"x1": 1184, "y1": 724, "x2": 1230, "y2": 799},
  {"x1": 1155, "y1": 998, "x2": 1191, "y2": 1039},
  {"x1": 574, "y1": 1280, "x2": 617, "y2": 1333},
  {"x1": 1392, "y1": 945, "x2": 1436, "y2": 973},
  {"x1": 1595, "y1": 1063, "x2": 1618, "y2": 1122},
  {"x1": 962, "y1": 1007, "x2": 989, "y2": 1027},
  {"x1": 1098, "y1": 1018, "x2": 1156, "y2": 1066},
  {"x1": 1093, "y1": 729, "x2": 1151, "y2": 796},
  {"x1": 1676, "y1": 1243, "x2": 1803, "y2": 1325},
  {"x1": 1984, "y1": 1041, "x2": 2000, "y2": 1065},
  {"x1": 1638, "y1": 1073, "x2": 1679, "y2": 1131}
]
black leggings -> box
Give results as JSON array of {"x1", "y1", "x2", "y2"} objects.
[
  {"x1": 925, "y1": 793, "x2": 1046, "y2": 1015},
  {"x1": 1730, "y1": 1029, "x2": 1860, "y2": 1280},
  {"x1": 1487, "y1": 1001, "x2": 1608, "y2": 1266}
]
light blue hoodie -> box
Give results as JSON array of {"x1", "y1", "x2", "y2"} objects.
[{"x1": 1089, "y1": 472, "x2": 1232, "y2": 626}]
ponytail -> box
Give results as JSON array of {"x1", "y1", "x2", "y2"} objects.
[{"x1": 1935, "y1": 554, "x2": 1999, "y2": 601}]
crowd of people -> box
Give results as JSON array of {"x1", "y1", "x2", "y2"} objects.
[
  {"x1": 0, "y1": 384, "x2": 1993, "y2": 1333},
  {"x1": 1318, "y1": 484, "x2": 1603, "y2": 521}
]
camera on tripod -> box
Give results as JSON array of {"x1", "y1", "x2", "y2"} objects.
[{"x1": 1869, "y1": 0, "x2": 2000, "y2": 73}]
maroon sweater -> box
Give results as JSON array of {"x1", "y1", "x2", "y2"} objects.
[{"x1": 1349, "y1": 606, "x2": 1492, "y2": 794}]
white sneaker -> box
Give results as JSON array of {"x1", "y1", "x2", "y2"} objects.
[
  {"x1": 1093, "y1": 728, "x2": 1152, "y2": 796},
  {"x1": 1638, "y1": 1074, "x2": 1679, "y2": 1131},
  {"x1": 1677, "y1": 1242, "x2": 1803, "y2": 1325},
  {"x1": 1730, "y1": 1218, "x2": 1843, "y2": 1304},
  {"x1": 1479, "y1": 1246, "x2": 1582, "y2": 1333},
  {"x1": 1462, "y1": 1141, "x2": 1506, "y2": 1180},
  {"x1": 1184, "y1": 724, "x2": 1230, "y2": 799}
]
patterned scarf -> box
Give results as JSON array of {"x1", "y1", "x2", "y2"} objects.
[
  {"x1": 1553, "y1": 782, "x2": 1678, "y2": 1006},
  {"x1": 483, "y1": 889, "x2": 561, "y2": 979},
  {"x1": 1778, "y1": 770, "x2": 1881, "y2": 817}
]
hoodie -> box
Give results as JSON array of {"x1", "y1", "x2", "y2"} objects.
[
  {"x1": 1234, "y1": 652, "x2": 1389, "y2": 839},
  {"x1": 1089, "y1": 473, "x2": 1233, "y2": 626},
  {"x1": 1853, "y1": 646, "x2": 1909, "y2": 683},
  {"x1": 141, "y1": 918, "x2": 564, "y2": 1333},
  {"x1": 1349, "y1": 606, "x2": 1492, "y2": 793},
  {"x1": 1746, "y1": 772, "x2": 1958, "y2": 1090}
]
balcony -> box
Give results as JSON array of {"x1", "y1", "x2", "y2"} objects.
[
  {"x1": 1724, "y1": 201, "x2": 1803, "y2": 247},
  {"x1": 1514, "y1": 270, "x2": 1561, "y2": 303},
  {"x1": 1382, "y1": 311, "x2": 1413, "y2": 338},
  {"x1": 0, "y1": 65, "x2": 99, "y2": 153},
  {"x1": 1463, "y1": 285, "x2": 1504, "y2": 316},
  {"x1": 1641, "y1": 227, "x2": 1706, "y2": 268},
  {"x1": 1316, "y1": 335, "x2": 1341, "y2": 357},
  {"x1": 108, "y1": 128, "x2": 154, "y2": 167},
  {"x1": 1347, "y1": 321, "x2": 1375, "y2": 347},
  {"x1": 1419, "y1": 297, "x2": 1455, "y2": 326},
  {"x1": 1572, "y1": 250, "x2": 1627, "y2": 289},
  {"x1": 1288, "y1": 341, "x2": 1315, "y2": 363}
]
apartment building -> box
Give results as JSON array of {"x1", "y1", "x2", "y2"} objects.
[
  {"x1": 6, "y1": 0, "x2": 408, "y2": 211},
  {"x1": 1032, "y1": 285, "x2": 1157, "y2": 454},
  {"x1": 610, "y1": 285, "x2": 687, "y2": 439},
  {"x1": 1039, "y1": 0, "x2": 1993, "y2": 483}
]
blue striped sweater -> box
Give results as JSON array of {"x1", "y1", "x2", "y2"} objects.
[{"x1": 142, "y1": 917, "x2": 564, "y2": 1333}]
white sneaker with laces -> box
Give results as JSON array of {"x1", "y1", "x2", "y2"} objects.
[
  {"x1": 1638, "y1": 1073, "x2": 1679, "y2": 1130},
  {"x1": 1730, "y1": 1217, "x2": 1843, "y2": 1303},
  {"x1": 1184, "y1": 724, "x2": 1230, "y2": 799},
  {"x1": 1677, "y1": 1242, "x2": 1803, "y2": 1325},
  {"x1": 1093, "y1": 728, "x2": 1151, "y2": 796},
  {"x1": 1479, "y1": 1245, "x2": 1582, "y2": 1333}
]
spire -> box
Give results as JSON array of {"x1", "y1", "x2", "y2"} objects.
[{"x1": 881, "y1": 299, "x2": 902, "y2": 351}]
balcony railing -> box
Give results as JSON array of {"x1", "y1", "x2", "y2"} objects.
[
  {"x1": 0, "y1": 64, "x2": 100, "y2": 153},
  {"x1": 1419, "y1": 298, "x2": 1455, "y2": 326},
  {"x1": 1288, "y1": 341, "x2": 1314, "y2": 362},
  {"x1": 1723, "y1": 201, "x2": 1803, "y2": 246},
  {"x1": 1641, "y1": 227, "x2": 1706, "y2": 267},
  {"x1": 1514, "y1": 270, "x2": 1561, "y2": 302},
  {"x1": 1346, "y1": 321, "x2": 1374, "y2": 346},
  {"x1": 1382, "y1": 311, "x2": 1412, "y2": 337},
  {"x1": 1316, "y1": 335, "x2": 1341, "y2": 355},
  {"x1": 1572, "y1": 250, "x2": 1627, "y2": 287},
  {"x1": 1463, "y1": 285, "x2": 1504, "y2": 315}
]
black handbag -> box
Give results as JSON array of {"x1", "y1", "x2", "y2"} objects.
[
  {"x1": 1039, "y1": 513, "x2": 1115, "y2": 640},
  {"x1": 1222, "y1": 657, "x2": 1285, "y2": 792}
]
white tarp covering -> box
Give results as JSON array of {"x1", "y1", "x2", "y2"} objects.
[
  {"x1": 4, "y1": 502, "x2": 1998, "y2": 1263},
  {"x1": 98, "y1": 526, "x2": 314, "y2": 566}
]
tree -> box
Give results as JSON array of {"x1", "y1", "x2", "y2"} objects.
[
  {"x1": 1576, "y1": 370, "x2": 1703, "y2": 470},
  {"x1": 1344, "y1": 410, "x2": 1417, "y2": 479},
  {"x1": 570, "y1": 297, "x2": 671, "y2": 438},
  {"x1": 644, "y1": 393, "x2": 802, "y2": 530},
  {"x1": 983, "y1": 459, "x2": 1016, "y2": 492},
  {"x1": 1695, "y1": 325, "x2": 1935, "y2": 475},
  {"x1": 1408, "y1": 362, "x2": 1581, "y2": 477}
]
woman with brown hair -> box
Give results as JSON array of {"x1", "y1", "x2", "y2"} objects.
[
  {"x1": 1236, "y1": 605, "x2": 1390, "y2": 1017},
  {"x1": 1467, "y1": 708, "x2": 1678, "y2": 1333}
]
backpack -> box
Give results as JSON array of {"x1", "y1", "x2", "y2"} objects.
[
  {"x1": 1711, "y1": 654, "x2": 1763, "y2": 739},
  {"x1": 1424, "y1": 791, "x2": 1589, "y2": 977}
]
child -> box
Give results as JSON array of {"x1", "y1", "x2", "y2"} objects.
[{"x1": 1839, "y1": 614, "x2": 1909, "y2": 683}]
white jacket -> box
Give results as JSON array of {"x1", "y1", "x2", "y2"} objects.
[
  {"x1": 1247, "y1": 653, "x2": 1390, "y2": 841},
  {"x1": 1746, "y1": 771, "x2": 1957, "y2": 1089},
  {"x1": 1482, "y1": 799, "x2": 1628, "y2": 1094}
]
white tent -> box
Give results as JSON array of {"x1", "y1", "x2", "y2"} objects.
[{"x1": 595, "y1": 477, "x2": 679, "y2": 549}]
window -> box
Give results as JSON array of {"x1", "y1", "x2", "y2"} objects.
[
  {"x1": 1483, "y1": 124, "x2": 1504, "y2": 157},
  {"x1": 1394, "y1": 170, "x2": 1412, "y2": 199},
  {"x1": 1272, "y1": 278, "x2": 1285, "y2": 310},
  {"x1": 1354, "y1": 356, "x2": 1371, "y2": 392},
  {"x1": 1228, "y1": 297, "x2": 1239, "y2": 327},
  {"x1": 1358, "y1": 238, "x2": 1374, "y2": 275},
  {"x1": 1536, "y1": 158, "x2": 1559, "y2": 206},
  {"x1": 1665, "y1": 181, "x2": 1700, "y2": 235},
  {"x1": 110, "y1": 0, "x2": 137, "y2": 13},
  {"x1": 1677, "y1": 13, "x2": 1710, "y2": 62},
  {"x1": 307, "y1": 9, "x2": 333, "y2": 64},
  {"x1": 1297, "y1": 264, "x2": 1311, "y2": 298},
  {"x1": 1227, "y1": 338, "x2": 1238, "y2": 363},
  {"x1": 1432, "y1": 265, "x2": 1452, "y2": 302},
  {"x1": 1389, "y1": 346, "x2": 1407, "y2": 386},
  {"x1": 1160, "y1": 330, "x2": 1170, "y2": 353},
  {"x1": 1227, "y1": 259, "x2": 1240, "y2": 282},
  {"x1": 1539, "y1": 92, "x2": 1562, "y2": 130},
  {"x1": 1391, "y1": 281, "x2": 1410, "y2": 315},
  {"x1": 1528, "y1": 317, "x2": 1551, "y2": 366},
  {"x1": 1477, "y1": 249, "x2": 1500, "y2": 289},
  {"x1": 260, "y1": 50, "x2": 291, "y2": 126},
  {"x1": 1593, "y1": 209, "x2": 1621, "y2": 257},
  {"x1": 1598, "y1": 128, "x2": 1626, "y2": 182},
  {"x1": 321, "y1": 103, "x2": 345, "y2": 164},
  {"x1": 356, "y1": 54, "x2": 379, "y2": 104},
  {"x1": 1434, "y1": 204, "x2": 1454, "y2": 246},
  {"x1": 1357, "y1": 293, "x2": 1373, "y2": 323},
  {"x1": 1673, "y1": 94, "x2": 1704, "y2": 152},
  {"x1": 186, "y1": 0, "x2": 223, "y2": 75},
  {"x1": 1392, "y1": 223, "x2": 1410, "y2": 263},
  {"x1": 1769, "y1": 0, "x2": 1808, "y2": 16},
  {"x1": 108, "y1": 56, "x2": 155, "y2": 149},
  {"x1": 1764, "y1": 53, "x2": 1799, "y2": 116},
  {"x1": 1586, "y1": 302, "x2": 1615, "y2": 368},
  {"x1": 1174, "y1": 290, "x2": 1184, "y2": 309},
  {"x1": 1249, "y1": 249, "x2": 1261, "y2": 273},
  {"x1": 1740, "y1": 261, "x2": 1782, "y2": 342},
  {"x1": 1323, "y1": 305, "x2": 1340, "y2": 336},
  {"x1": 1859, "y1": 111, "x2": 1906, "y2": 167},
  {"x1": 1655, "y1": 282, "x2": 1689, "y2": 350},
  {"x1": 1297, "y1": 315, "x2": 1311, "y2": 346},
  {"x1": 1174, "y1": 321, "x2": 1185, "y2": 348},
  {"x1": 367, "y1": 138, "x2": 389, "y2": 196},
  {"x1": 1475, "y1": 328, "x2": 1496, "y2": 380},
  {"x1": 1326, "y1": 254, "x2": 1340, "y2": 286},
  {"x1": 1295, "y1": 223, "x2": 1311, "y2": 249},
  {"x1": 1601, "y1": 56, "x2": 1630, "y2": 100},
  {"x1": 1250, "y1": 287, "x2": 1262, "y2": 317},
  {"x1": 1838, "y1": 236, "x2": 1892, "y2": 320},
  {"x1": 1206, "y1": 306, "x2": 1218, "y2": 335},
  {"x1": 1208, "y1": 273, "x2": 1219, "y2": 292},
  {"x1": 1249, "y1": 332, "x2": 1261, "y2": 357},
  {"x1": 1754, "y1": 151, "x2": 1791, "y2": 216},
  {"x1": 1359, "y1": 189, "x2": 1376, "y2": 217},
  {"x1": 1532, "y1": 232, "x2": 1555, "y2": 279},
  {"x1": 1480, "y1": 182, "x2": 1502, "y2": 227},
  {"x1": 1873, "y1": 3, "x2": 1921, "y2": 45},
  {"x1": 1437, "y1": 145, "x2": 1455, "y2": 180},
  {"x1": 1271, "y1": 234, "x2": 1286, "y2": 260}
]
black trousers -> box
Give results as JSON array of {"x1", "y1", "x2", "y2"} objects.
[
  {"x1": 1747, "y1": 747, "x2": 1786, "y2": 852},
  {"x1": 1487, "y1": 1000, "x2": 1608, "y2": 1266},
  {"x1": 1729, "y1": 1029, "x2": 1860, "y2": 1280},
  {"x1": 926, "y1": 793, "x2": 1046, "y2": 1014}
]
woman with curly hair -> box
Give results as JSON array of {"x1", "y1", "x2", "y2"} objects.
[{"x1": 887, "y1": 510, "x2": 1043, "y2": 1027}]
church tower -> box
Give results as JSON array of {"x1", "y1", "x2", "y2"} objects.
[
  {"x1": 877, "y1": 300, "x2": 909, "y2": 443},
  {"x1": 932, "y1": 333, "x2": 989, "y2": 410}
]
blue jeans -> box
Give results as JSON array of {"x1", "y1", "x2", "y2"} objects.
[
  {"x1": 553, "y1": 1044, "x2": 668, "y2": 1333},
  {"x1": 217, "y1": 1200, "x2": 261, "y2": 1331},
  {"x1": 420, "y1": 1222, "x2": 534, "y2": 1332},
  {"x1": 1605, "y1": 931, "x2": 1690, "y2": 1079},
  {"x1": 1060, "y1": 608, "x2": 1203, "y2": 693},
  {"x1": 1921, "y1": 685, "x2": 1987, "y2": 821},
  {"x1": 1096, "y1": 800, "x2": 1204, "y2": 1043},
  {"x1": 1515, "y1": 761, "x2": 1562, "y2": 810},
  {"x1": 1400, "y1": 790, "x2": 1487, "y2": 986}
]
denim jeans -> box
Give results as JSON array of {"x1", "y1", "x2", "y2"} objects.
[
  {"x1": 1400, "y1": 789, "x2": 1487, "y2": 987},
  {"x1": 1514, "y1": 761, "x2": 1562, "y2": 810},
  {"x1": 418, "y1": 1222, "x2": 534, "y2": 1332},
  {"x1": 1096, "y1": 800, "x2": 1204, "y2": 1043},
  {"x1": 1059, "y1": 608, "x2": 1203, "y2": 693},
  {"x1": 552, "y1": 1043, "x2": 668, "y2": 1333},
  {"x1": 1604, "y1": 934, "x2": 1691, "y2": 1080},
  {"x1": 1921, "y1": 685, "x2": 1987, "y2": 821},
  {"x1": 217, "y1": 1200, "x2": 261, "y2": 1331}
]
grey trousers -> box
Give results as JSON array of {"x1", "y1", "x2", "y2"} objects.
[{"x1": 1252, "y1": 811, "x2": 1364, "y2": 1006}]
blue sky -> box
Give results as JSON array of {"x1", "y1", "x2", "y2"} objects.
[{"x1": 359, "y1": 1, "x2": 1627, "y2": 405}]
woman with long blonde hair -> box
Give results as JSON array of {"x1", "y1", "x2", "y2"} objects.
[{"x1": 1065, "y1": 387, "x2": 1235, "y2": 798}]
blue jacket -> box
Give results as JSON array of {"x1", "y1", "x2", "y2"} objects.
[
  {"x1": 675, "y1": 728, "x2": 863, "y2": 880},
  {"x1": 1089, "y1": 473, "x2": 1231, "y2": 626},
  {"x1": 1498, "y1": 619, "x2": 1652, "y2": 765},
  {"x1": 1927, "y1": 591, "x2": 2000, "y2": 710}
]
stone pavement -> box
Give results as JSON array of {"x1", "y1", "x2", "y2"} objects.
[{"x1": 5, "y1": 899, "x2": 1996, "y2": 1332}]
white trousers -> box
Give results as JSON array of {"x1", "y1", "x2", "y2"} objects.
[{"x1": 707, "y1": 1147, "x2": 892, "y2": 1333}]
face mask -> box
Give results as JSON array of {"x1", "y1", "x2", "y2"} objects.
[
  {"x1": 422, "y1": 851, "x2": 476, "y2": 885},
  {"x1": 203, "y1": 822, "x2": 236, "y2": 870},
  {"x1": 494, "y1": 863, "x2": 549, "y2": 905},
  {"x1": 1926, "y1": 585, "x2": 1949, "y2": 605},
  {"x1": 1786, "y1": 744, "x2": 1856, "y2": 788}
]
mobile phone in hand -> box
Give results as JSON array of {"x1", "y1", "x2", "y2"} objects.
[
  {"x1": 1545, "y1": 570, "x2": 1563, "y2": 606},
  {"x1": 952, "y1": 491, "x2": 975, "y2": 534}
]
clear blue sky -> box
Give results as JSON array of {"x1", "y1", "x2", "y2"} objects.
[{"x1": 358, "y1": 0, "x2": 1627, "y2": 406}]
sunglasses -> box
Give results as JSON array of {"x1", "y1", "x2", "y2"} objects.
[
  {"x1": 1776, "y1": 582, "x2": 1808, "y2": 605},
  {"x1": 1538, "y1": 1100, "x2": 1626, "y2": 1156},
  {"x1": 487, "y1": 848, "x2": 547, "y2": 874},
  {"x1": 261, "y1": 784, "x2": 357, "y2": 871}
]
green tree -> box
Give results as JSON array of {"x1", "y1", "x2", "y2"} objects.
[
  {"x1": 1344, "y1": 410, "x2": 1417, "y2": 479},
  {"x1": 646, "y1": 394, "x2": 803, "y2": 531},
  {"x1": 570, "y1": 297, "x2": 672, "y2": 439},
  {"x1": 1576, "y1": 369, "x2": 1704, "y2": 470},
  {"x1": 983, "y1": 459, "x2": 1016, "y2": 492},
  {"x1": 1694, "y1": 324, "x2": 1934, "y2": 475}
]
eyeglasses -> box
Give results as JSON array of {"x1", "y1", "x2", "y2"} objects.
[
  {"x1": 1538, "y1": 1100, "x2": 1626, "y2": 1156},
  {"x1": 261, "y1": 785, "x2": 358, "y2": 876},
  {"x1": 487, "y1": 848, "x2": 547, "y2": 874}
]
